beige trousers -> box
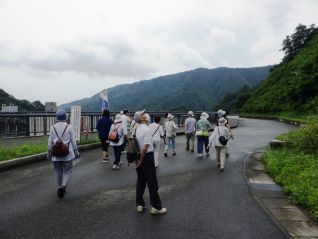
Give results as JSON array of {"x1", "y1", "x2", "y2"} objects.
[{"x1": 215, "y1": 146, "x2": 227, "y2": 169}]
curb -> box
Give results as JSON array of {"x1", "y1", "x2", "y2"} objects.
[
  {"x1": 244, "y1": 152, "x2": 318, "y2": 238},
  {"x1": 241, "y1": 115, "x2": 303, "y2": 126},
  {"x1": 0, "y1": 143, "x2": 101, "y2": 172}
]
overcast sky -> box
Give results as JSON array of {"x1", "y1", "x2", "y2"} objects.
[{"x1": 0, "y1": 0, "x2": 317, "y2": 105}]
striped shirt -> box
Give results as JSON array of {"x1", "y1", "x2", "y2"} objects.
[{"x1": 136, "y1": 124, "x2": 154, "y2": 153}]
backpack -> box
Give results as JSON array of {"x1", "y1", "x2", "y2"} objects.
[
  {"x1": 108, "y1": 123, "x2": 121, "y2": 143},
  {"x1": 126, "y1": 126, "x2": 140, "y2": 163},
  {"x1": 51, "y1": 125, "x2": 70, "y2": 157}
]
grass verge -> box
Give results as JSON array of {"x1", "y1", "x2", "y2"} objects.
[
  {"x1": 262, "y1": 149, "x2": 318, "y2": 220},
  {"x1": 262, "y1": 115, "x2": 318, "y2": 220},
  {"x1": 0, "y1": 134, "x2": 100, "y2": 162}
]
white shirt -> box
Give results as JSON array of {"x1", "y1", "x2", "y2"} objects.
[
  {"x1": 185, "y1": 117, "x2": 197, "y2": 133},
  {"x1": 149, "y1": 123, "x2": 165, "y2": 142},
  {"x1": 164, "y1": 120, "x2": 178, "y2": 137},
  {"x1": 108, "y1": 122, "x2": 127, "y2": 146},
  {"x1": 209, "y1": 126, "x2": 231, "y2": 147},
  {"x1": 48, "y1": 122, "x2": 78, "y2": 161},
  {"x1": 121, "y1": 115, "x2": 131, "y2": 129},
  {"x1": 136, "y1": 124, "x2": 154, "y2": 153}
]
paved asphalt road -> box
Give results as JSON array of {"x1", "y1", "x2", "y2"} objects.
[{"x1": 0, "y1": 118, "x2": 295, "y2": 239}]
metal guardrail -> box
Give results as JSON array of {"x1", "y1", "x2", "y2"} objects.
[{"x1": 0, "y1": 111, "x2": 222, "y2": 138}]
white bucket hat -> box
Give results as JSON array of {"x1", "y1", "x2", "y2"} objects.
[
  {"x1": 188, "y1": 111, "x2": 194, "y2": 116},
  {"x1": 218, "y1": 117, "x2": 227, "y2": 126},
  {"x1": 114, "y1": 114, "x2": 122, "y2": 123},
  {"x1": 217, "y1": 109, "x2": 226, "y2": 118},
  {"x1": 167, "y1": 113, "x2": 174, "y2": 120},
  {"x1": 200, "y1": 112, "x2": 209, "y2": 120}
]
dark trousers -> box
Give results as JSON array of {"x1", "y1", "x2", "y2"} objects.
[
  {"x1": 197, "y1": 136, "x2": 209, "y2": 154},
  {"x1": 136, "y1": 152, "x2": 162, "y2": 210},
  {"x1": 101, "y1": 140, "x2": 109, "y2": 151},
  {"x1": 113, "y1": 145, "x2": 122, "y2": 165}
]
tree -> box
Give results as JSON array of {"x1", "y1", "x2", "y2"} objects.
[{"x1": 281, "y1": 23, "x2": 318, "y2": 63}]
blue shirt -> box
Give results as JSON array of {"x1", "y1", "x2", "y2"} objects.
[{"x1": 96, "y1": 116, "x2": 113, "y2": 141}]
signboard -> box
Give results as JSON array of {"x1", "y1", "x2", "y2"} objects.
[
  {"x1": 2, "y1": 104, "x2": 18, "y2": 113},
  {"x1": 45, "y1": 102, "x2": 57, "y2": 112},
  {"x1": 70, "y1": 106, "x2": 81, "y2": 141}
]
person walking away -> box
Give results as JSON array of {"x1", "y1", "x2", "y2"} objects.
[
  {"x1": 164, "y1": 114, "x2": 178, "y2": 157},
  {"x1": 134, "y1": 110, "x2": 167, "y2": 215},
  {"x1": 184, "y1": 111, "x2": 196, "y2": 153},
  {"x1": 121, "y1": 109, "x2": 131, "y2": 153},
  {"x1": 209, "y1": 117, "x2": 231, "y2": 172},
  {"x1": 48, "y1": 109, "x2": 79, "y2": 198},
  {"x1": 196, "y1": 112, "x2": 212, "y2": 158},
  {"x1": 96, "y1": 109, "x2": 113, "y2": 163},
  {"x1": 108, "y1": 114, "x2": 128, "y2": 170},
  {"x1": 216, "y1": 109, "x2": 234, "y2": 158},
  {"x1": 149, "y1": 116, "x2": 165, "y2": 167}
]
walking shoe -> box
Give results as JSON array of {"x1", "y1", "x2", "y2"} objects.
[
  {"x1": 164, "y1": 153, "x2": 168, "y2": 157},
  {"x1": 57, "y1": 187, "x2": 64, "y2": 198},
  {"x1": 122, "y1": 151, "x2": 127, "y2": 154},
  {"x1": 197, "y1": 154, "x2": 203, "y2": 159},
  {"x1": 220, "y1": 167, "x2": 224, "y2": 172},
  {"x1": 112, "y1": 165, "x2": 120, "y2": 170},
  {"x1": 150, "y1": 207, "x2": 167, "y2": 215},
  {"x1": 118, "y1": 161, "x2": 123, "y2": 166},
  {"x1": 136, "y1": 205, "x2": 146, "y2": 213},
  {"x1": 190, "y1": 149, "x2": 194, "y2": 153},
  {"x1": 217, "y1": 163, "x2": 220, "y2": 168},
  {"x1": 102, "y1": 158, "x2": 109, "y2": 163},
  {"x1": 185, "y1": 147, "x2": 189, "y2": 151},
  {"x1": 172, "y1": 152, "x2": 176, "y2": 156},
  {"x1": 205, "y1": 153, "x2": 210, "y2": 157}
]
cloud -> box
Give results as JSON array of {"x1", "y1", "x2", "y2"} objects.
[{"x1": 0, "y1": 0, "x2": 317, "y2": 104}]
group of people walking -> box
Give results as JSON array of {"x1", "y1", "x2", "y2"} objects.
[{"x1": 47, "y1": 108, "x2": 233, "y2": 215}]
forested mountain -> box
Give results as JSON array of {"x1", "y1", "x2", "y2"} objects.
[
  {"x1": 59, "y1": 66, "x2": 271, "y2": 112},
  {"x1": 242, "y1": 25, "x2": 318, "y2": 114},
  {"x1": 0, "y1": 89, "x2": 44, "y2": 112}
]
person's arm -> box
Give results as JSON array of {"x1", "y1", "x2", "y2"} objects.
[
  {"x1": 69, "y1": 126, "x2": 79, "y2": 159},
  {"x1": 209, "y1": 128, "x2": 217, "y2": 147},
  {"x1": 47, "y1": 127, "x2": 54, "y2": 160}
]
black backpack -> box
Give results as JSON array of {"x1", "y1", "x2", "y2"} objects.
[
  {"x1": 126, "y1": 126, "x2": 140, "y2": 163},
  {"x1": 51, "y1": 125, "x2": 70, "y2": 157}
]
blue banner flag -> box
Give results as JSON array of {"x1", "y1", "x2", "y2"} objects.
[{"x1": 100, "y1": 90, "x2": 109, "y2": 110}]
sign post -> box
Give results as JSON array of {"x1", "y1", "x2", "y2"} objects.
[{"x1": 70, "y1": 106, "x2": 81, "y2": 142}]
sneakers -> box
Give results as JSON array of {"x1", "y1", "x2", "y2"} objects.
[
  {"x1": 190, "y1": 149, "x2": 194, "y2": 153},
  {"x1": 198, "y1": 154, "x2": 203, "y2": 159},
  {"x1": 102, "y1": 158, "x2": 109, "y2": 163},
  {"x1": 112, "y1": 165, "x2": 120, "y2": 170},
  {"x1": 57, "y1": 187, "x2": 66, "y2": 198},
  {"x1": 136, "y1": 205, "x2": 146, "y2": 213},
  {"x1": 150, "y1": 207, "x2": 167, "y2": 215},
  {"x1": 220, "y1": 167, "x2": 224, "y2": 172},
  {"x1": 118, "y1": 161, "x2": 122, "y2": 166},
  {"x1": 172, "y1": 152, "x2": 176, "y2": 156},
  {"x1": 164, "y1": 153, "x2": 168, "y2": 157},
  {"x1": 205, "y1": 153, "x2": 210, "y2": 157},
  {"x1": 122, "y1": 151, "x2": 127, "y2": 154},
  {"x1": 185, "y1": 147, "x2": 189, "y2": 151}
]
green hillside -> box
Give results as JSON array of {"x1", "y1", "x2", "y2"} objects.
[
  {"x1": 0, "y1": 89, "x2": 44, "y2": 112},
  {"x1": 59, "y1": 66, "x2": 270, "y2": 112},
  {"x1": 242, "y1": 29, "x2": 318, "y2": 114}
]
